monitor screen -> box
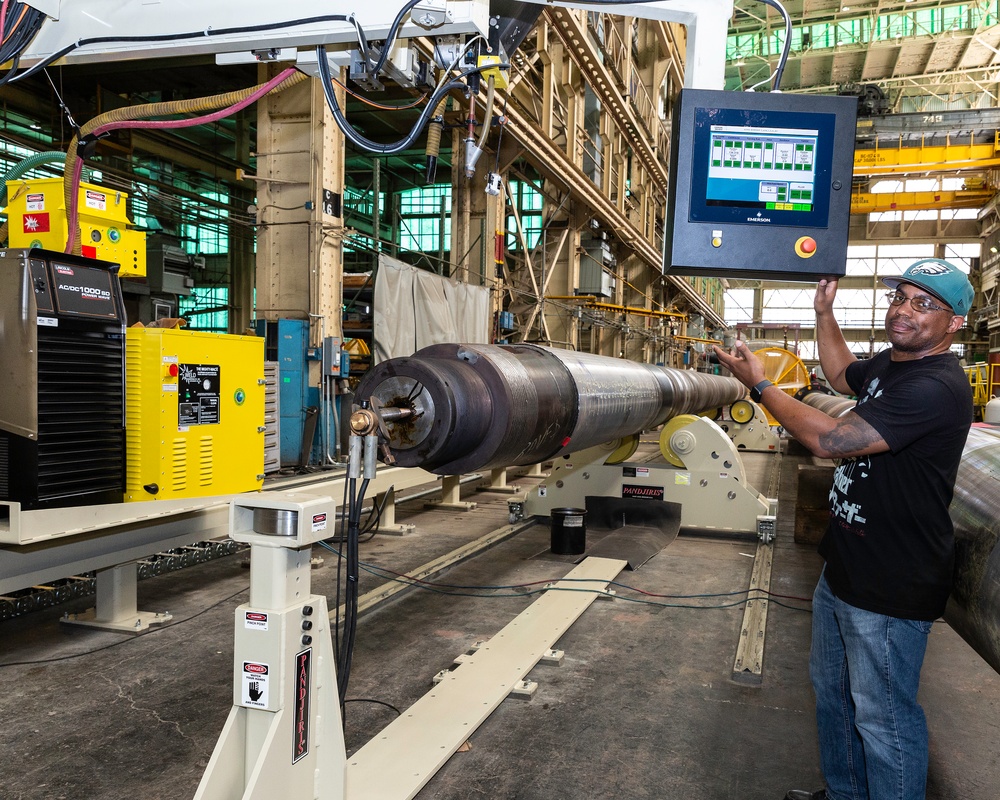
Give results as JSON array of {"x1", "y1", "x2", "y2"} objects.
[
  {"x1": 665, "y1": 89, "x2": 857, "y2": 281},
  {"x1": 692, "y1": 108, "x2": 836, "y2": 227}
]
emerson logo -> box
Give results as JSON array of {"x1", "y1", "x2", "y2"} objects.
[{"x1": 746, "y1": 215, "x2": 772, "y2": 223}]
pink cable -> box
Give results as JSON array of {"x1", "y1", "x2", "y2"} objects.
[
  {"x1": 65, "y1": 67, "x2": 298, "y2": 254},
  {"x1": 0, "y1": 0, "x2": 11, "y2": 48}
]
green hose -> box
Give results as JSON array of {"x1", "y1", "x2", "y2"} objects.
[{"x1": 0, "y1": 151, "x2": 66, "y2": 207}]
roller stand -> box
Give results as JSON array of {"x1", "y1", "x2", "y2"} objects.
[
  {"x1": 718, "y1": 400, "x2": 781, "y2": 454},
  {"x1": 194, "y1": 493, "x2": 346, "y2": 800},
  {"x1": 516, "y1": 416, "x2": 776, "y2": 538}
]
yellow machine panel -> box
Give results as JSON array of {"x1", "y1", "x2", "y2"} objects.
[
  {"x1": 125, "y1": 327, "x2": 265, "y2": 502},
  {"x1": 5, "y1": 177, "x2": 147, "y2": 277}
]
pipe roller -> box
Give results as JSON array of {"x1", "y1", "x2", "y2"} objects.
[
  {"x1": 803, "y1": 390, "x2": 1000, "y2": 675},
  {"x1": 355, "y1": 343, "x2": 747, "y2": 474}
]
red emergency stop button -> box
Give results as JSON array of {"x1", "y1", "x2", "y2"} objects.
[
  {"x1": 795, "y1": 236, "x2": 817, "y2": 258},
  {"x1": 167, "y1": 363, "x2": 179, "y2": 378}
]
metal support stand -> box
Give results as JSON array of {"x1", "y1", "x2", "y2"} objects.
[
  {"x1": 62, "y1": 563, "x2": 172, "y2": 633},
  {"x1": 371, "y1": 487, "x2": 415, "y2": 536},
  {"x1": 425, "y1": 474, "x2": 477, "y2": 511},
  {"x1": 477, "y1": 467, "x2": 520, "y2": 494},
  {"x1": 518, "y1": 417, "x2": 775, "y2": 537},
  {"x1": 718, "y1": 401, "x2": 782, "y2": 454},
  {"x1": 194, "y1": 493, "x2": 346, "y2": 800}
]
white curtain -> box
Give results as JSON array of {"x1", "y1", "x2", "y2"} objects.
[{"x1": 373, "y1": 255, "x2": 490, "y2": 363}]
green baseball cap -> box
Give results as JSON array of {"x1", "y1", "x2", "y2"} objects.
[{"x1": 882, "y1": 258, "x2": 975, "y2": 316}]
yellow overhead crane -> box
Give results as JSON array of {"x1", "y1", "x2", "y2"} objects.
[
  {"x1": 850, "y1": 131, "x2": 1000, "y2": 213},
  {"x1": 854, "y1": 131, "x2": 1000, "y2": 176}
]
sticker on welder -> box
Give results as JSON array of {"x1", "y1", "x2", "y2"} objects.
[
  {"x1": 162, "y1": 384, "x2": 178, "y2": 392},
  {"x1": 292, "y1": 649, "x2": 312, "y2": 762},
  {"x1": 242, "y1": 662, "x2": 269, "y2": 708},
  {"x1": 85, "y1": 190, "x2": 107, "y2": 211},
  {"x1": 311, "y1": 513, "x2": 328, "y2": 532},
  {"x1": 36, "y1": 317, "x2": 58, "y2": 327},
  {"x1": 25, "y1": 193, "x2": 44, "y2": 212},
  {"x1": 635, "y1": 468, "x2": 650, "y2": 477},
  {"x1": 674, "y1": 472, "x2": 691, "y2": 486},
  {"x1": 177, "y1": 364, "x2": 220, "y2": 425},
  {"x1": 244, "y1": 611, "x2": 268, "y2": 631}
]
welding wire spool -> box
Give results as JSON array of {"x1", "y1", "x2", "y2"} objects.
[
  {"x1": 703, "y1": 407, "x2": 723, "y2": 420},
  {"x1": 252, "y1": 508, "x2": 298, "y2": 537},
  {"x1": 602, "y1": 434, "x2": 640, "y2": 464},
  {"x1": 658, "y1": 414, "x2": 700, "y2": 467},
  {"x1": 730, "y1": 399, "x2": 756, "y2": 424}
]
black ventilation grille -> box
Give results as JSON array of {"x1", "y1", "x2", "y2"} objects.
[
  {"x1": 0, "y1": 437, "x2": 7, "y2": 497},
  {"x1": 35, "y1": 327, "x2": 124, "y2": 502}
]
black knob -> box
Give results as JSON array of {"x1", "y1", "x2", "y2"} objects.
[
  {"x1": 301, "y1": 635, "x2": 313, "y2": 646},
  {"x1": 301, "y1": 620, "x2": 313, "y2": 631},
  {"x1": 302, "y1": 605, "x2": 313, "y2": 616}
]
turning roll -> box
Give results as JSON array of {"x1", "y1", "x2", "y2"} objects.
[{"x1": 355, "y1": 343, "x2": 747, "y2": 474}]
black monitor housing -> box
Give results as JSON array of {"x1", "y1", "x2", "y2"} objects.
[{"x1": 664, "y1": 89, "x2": 857, "y2": 281}]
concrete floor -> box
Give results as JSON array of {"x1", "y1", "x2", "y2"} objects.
[{"x1": 1, "y1": 446, "x2": 998, "y2": 800}]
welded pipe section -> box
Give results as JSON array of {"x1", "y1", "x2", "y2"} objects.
[
  {"x1": 945, "y1": 426, "x2": 1000, "y2": 674},
  {"x1": 799, "y1": 390, "x2": 1000, "y2": 675},
  {"x1": 355, "y1": 343, "x2": 747, "y2": 474},
  {"x1": 800, "y1": 389, "x2": 857, "y2": 418}
]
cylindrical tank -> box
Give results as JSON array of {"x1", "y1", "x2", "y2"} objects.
[
  {"x1": 944, "y1": 425, "x2": 1000, "y2": 673},
  {"x1": 355, "y1": 343, "x2": 747, "y2": 474}
]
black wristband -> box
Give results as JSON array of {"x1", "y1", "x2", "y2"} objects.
[{"x1": 749, "y1": 379, "x2": 774, "y2": 403}]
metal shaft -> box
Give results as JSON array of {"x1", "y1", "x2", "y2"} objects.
[
  {"x1": 804, "y1": 389, "x2": 1000, "y2": 675},
  {"x1": 355, "y1": 343, "x2": 747, "y2": 474}
]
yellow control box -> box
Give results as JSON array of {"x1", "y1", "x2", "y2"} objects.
[
  {"x1": 125, "y1": 327, "x2": 265, "y2": 502},
  {"x1": 5, "y1": 177, "x2": 146, "y2": 277}
]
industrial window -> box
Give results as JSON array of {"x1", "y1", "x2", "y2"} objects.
[
  {"x1": 506, "y1": 180, "x2": 543, "y2": 251},
  {"x1": 179, "y1": 286, "x2": 229, "y2": 332},
  {"x1": 727, "y1": 0, "x2": 998, "y2": 63},
  {"x1": 181, "y1": 191, "x2": 229, "y2": 256},
  {"x1": 397, "y1": 184, "x2": 451, "y2": 253},
  {"x1": 344, "y1": 186, "x2": 386, "y2": 253}
]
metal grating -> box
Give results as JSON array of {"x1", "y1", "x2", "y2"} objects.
[{"x1": 35, "y1": 327, "x2": 124, "y2": 502}]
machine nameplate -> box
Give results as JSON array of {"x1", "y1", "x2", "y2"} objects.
[
  {"x1": 178, "y1": 364, "x2": 221, "y2": 426},
  {"x1": 293, "y1": 648, "x2": 312, "y2": 763},
  {"x1": 241, "y1": 661, "x2": 269, "y2": 708},
  {"x1": 622, "y1": 484, "x2": 665, "y2": 500}
]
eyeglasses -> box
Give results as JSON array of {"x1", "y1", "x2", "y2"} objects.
[{"x1": 884, "y1": 291, "x2": 951, "y2": 314}]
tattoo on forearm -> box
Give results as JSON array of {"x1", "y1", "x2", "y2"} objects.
[{"x1": 818, "y1": 417, "x2": 882, "y2": 456}]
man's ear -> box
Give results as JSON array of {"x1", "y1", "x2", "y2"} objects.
[{"x1": 947, "y1": 315, "x2": 965, "y2": 334}]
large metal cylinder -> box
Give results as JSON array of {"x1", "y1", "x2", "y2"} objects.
[
  {"x1": 355, "y1": 343, "x2": 747, "y2": 474},
  {"x1": 802, "y1": 390, "x2": 1000, "y2": 674},
  {"x1": 945, "y1": 426, "x2": 1000, "y2": 674}
]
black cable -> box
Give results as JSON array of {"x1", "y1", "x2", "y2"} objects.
[
  {"x1": 759, "y1": 0, "x2": 793, "y2": 91},
  {"x1": 369, "y1": 0, "x2": 424, "y2": 75},
  {"x1": 344, "y1": 697, "x2": 401, "y2": 716},
  {"x1": 339, "y1": 476, "x2": 370, "y2": 706},
  {"x1": 0, "y1": 584, "x2": 249, "y2": 668},
  {"x1": 317, "y1": 47, "x2": 508, "y2": 155}
]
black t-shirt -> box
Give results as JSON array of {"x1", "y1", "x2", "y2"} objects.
[{"x1": 818, "y1": 350, "x2": 972, "y2": 621}]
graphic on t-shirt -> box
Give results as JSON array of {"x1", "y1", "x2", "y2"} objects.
[
  {"x1": 830, "y1": 455, "x2": 870, "y2": 529},
  {"x1": 856, "y1": 376, "x2": 882, "y2": 407}
]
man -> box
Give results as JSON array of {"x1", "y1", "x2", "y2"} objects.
[{"x1": 713, "y1": 258, "x2": 974, "y2": 800}]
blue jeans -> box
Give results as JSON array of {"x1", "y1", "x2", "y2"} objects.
[{"x1": 810, "y1": 573, "x2": 932, "y2": 800}]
